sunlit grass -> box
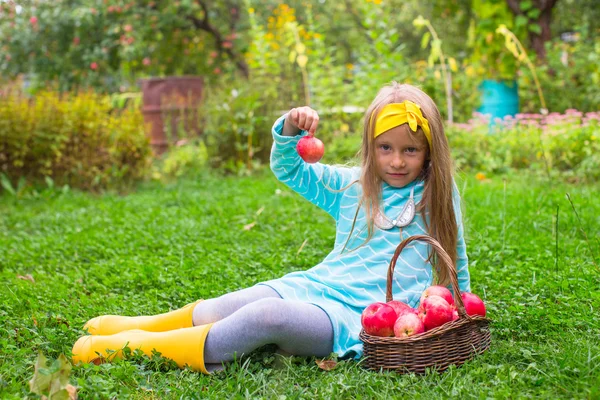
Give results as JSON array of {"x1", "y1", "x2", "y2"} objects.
[{"x1": 0, "y1": 170, "x2": 598, "y2": 399}]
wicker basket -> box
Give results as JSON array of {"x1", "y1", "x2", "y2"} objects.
[{"x1": 359, "y1": 234, "x2": 491, "y2": 374}]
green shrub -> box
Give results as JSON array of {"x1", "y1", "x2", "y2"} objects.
[
  {"x1": 518, "y1": 29, "x2": 600, "y2": 114},
  {"x1": 0, "y1": 89, "x2": 151, "y2": 191},
  {"x1": 316, "y1": 110, "x2": 600, "y2": 183},
  {"x1": 446, "y1": 111, "x2": 600, "y2": 182},
  {"x1": 200, "y1": 81, "x2": 277, "y2": 174},
  {"x1": 150, "y1": 139, "x2": 208, "y2": 181}
]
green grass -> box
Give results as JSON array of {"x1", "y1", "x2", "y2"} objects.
[{"x1": 1, "y1": 170, "x2": 599, "y2": 399}]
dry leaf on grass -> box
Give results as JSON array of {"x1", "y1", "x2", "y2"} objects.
[
  {"x1": 243, "y1": 221, "x2": 256, "y2": 231},
  {"x1": 42, "y1": 385, "x2": 77, "y2": 400},
  {"x1": 315, "y1": 359, "x2": 337, "y2": 371},
  {"x1": 30, "y1": 352, "x2": 76, "y2": 400},
  {"x1": 66, "y1": 384, "x2": 78, "y2": 399},
  {"x1": 17, "y1": 274, "x2": 35, "y2": 283}
]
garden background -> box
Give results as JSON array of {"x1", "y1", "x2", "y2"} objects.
[{"x1": 0, "y1": 0, "x2": 599, "y2": 399}]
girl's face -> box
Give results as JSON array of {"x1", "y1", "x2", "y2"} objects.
[{"x1": 373, "y1": 125, "x2": 428, "y2": 188}]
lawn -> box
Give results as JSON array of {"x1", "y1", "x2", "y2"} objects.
[{"x1": 1, "y1": 170, "x2": 599, "y2": 399}]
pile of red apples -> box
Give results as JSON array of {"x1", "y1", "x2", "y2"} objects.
[{"x1": 361, "y1": 286, "x2": 486, "y2": 338}]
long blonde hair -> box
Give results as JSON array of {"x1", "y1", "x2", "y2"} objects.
[{"x1": 358, "y1": 82, "x2": 457, "y2": 286}]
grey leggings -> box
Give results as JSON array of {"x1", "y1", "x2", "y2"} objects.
[{"x1": 192, "y1": 285, "x2": 334, "y2": 366}]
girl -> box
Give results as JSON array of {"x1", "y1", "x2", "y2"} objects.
[{"x1": 72, "y1": 82, "x2": 470, "y2": 374}]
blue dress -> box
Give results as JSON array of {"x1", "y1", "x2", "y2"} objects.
[{"x1": 259, "y1": 115, "x2": 471, "y2": 359}]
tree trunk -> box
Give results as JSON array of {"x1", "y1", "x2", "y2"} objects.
[{"x1": 530, "y1": 4, "x2": 553, "y2": 60}]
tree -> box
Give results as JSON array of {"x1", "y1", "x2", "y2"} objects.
[{"x1": 0, "y1": 0, "x2": 250, "y2": 92}]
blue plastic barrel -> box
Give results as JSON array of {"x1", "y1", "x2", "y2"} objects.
[{"x1": 477, "y1": 79, "x2": 519, "y2": 125}]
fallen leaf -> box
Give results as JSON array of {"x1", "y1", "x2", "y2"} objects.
[
  {"x1": 255, "y1": 206, "x2": 265, "y2": 216},
  {"x1": 30, "y1": 352, "x2": 74, "y2": 400},
  {"x1": 30, "y1": 353, "x2": 52, "y2": 396},
  {"x1": 243, "y1": 221, "x2": 256, "y2": 231},
  {"x1": 90, "y1": 357, "x2": 105, "y2": 366},
  {"x1": 66, "y1": 384, "x2": 78, "y2": 399},
  {"x1": 17, "y1": 274, "x2": 35, "y2": 283},
  {"x1": 42, "y1": 384, "x2": 78, "y2": 400},
  {"x1": 55, "y1": 316, "x2": 70, "y2": 328},
  {"x1": 315, "y1": 359, "x2": 337, "y2": 371}
]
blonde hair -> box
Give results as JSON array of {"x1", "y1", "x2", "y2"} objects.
[{"x1": 356, "y1": 82, "x2": 457, "y2": 286}]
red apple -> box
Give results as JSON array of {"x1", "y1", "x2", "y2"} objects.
[
  {"x1": 296, "y1": 134, "x2": 324, "y2": 163},
  {"x1": 460, "y1": 292, "x2": 486, "y2": 317},
  {"x1": 421, "y1": 285, "x2": 454, "y2": 306},
  {"x1": 393, "y1": 312, "x2": 425, "y2": 338},
  {"x1": 451, "y1": 309, "x2": 459, "y2": 321},
  {"x1": 386, "y1": 300, "x2": 415, "y2": 316},
  {"x1": 387, "y1": 300, "x2": 417, "y2": 318},
  {"x1": 417, "y1": 295, "x2": 453, "y2": 331},
  {"x1": 361, "y1": 302, "x2": 397, "y2": 337}
]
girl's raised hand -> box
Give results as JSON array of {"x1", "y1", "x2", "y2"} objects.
[{"x1": 285, "y1": 106, "x2": 320, "y2": 136}]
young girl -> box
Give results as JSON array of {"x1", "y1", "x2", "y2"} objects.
[{"x1": 72, "y1": 82, "x2": 470, "y2": 374}]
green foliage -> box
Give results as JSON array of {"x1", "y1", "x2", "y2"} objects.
[
  {"x1": 200, "y1": 80, "x2": 276, "y2": 174},
  {"x1": 468, "y1": 0, "x2": 524, "y2": 80},
  {"x1": 446, "y1": 113, "x2": 600, "y2": 183},
  {"x1": 0, "y1": 172, "x2": 598, "y2": 398},
  {"x1": 409, "y1": 64, "x2": 481, "y2": 122},
  {"x1": 0, "y1": 88, "x2": 151, "y2": 192},
  {"x1": 317, "y1": 110, "x2": 363, "y2": 165},
  {"x1": 518, "y1": 30, "x2": 600, "y2": 114},
  {"x1": 0, "y1": 0, "x2": 247, "y2": 92},
  {"x1": 322, "y1": 110, "x2": 600, "y2": 184},
  {"x1": 151, "y1": 139, "x2": 209, "y2": 181}
]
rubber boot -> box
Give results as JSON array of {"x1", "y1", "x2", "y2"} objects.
[
  {"x1": 72, "y1": 323, "x2": 214, "y2": 374},
  {"x1": 84, "y1": 300, "x2": 202, "y2": 335}
]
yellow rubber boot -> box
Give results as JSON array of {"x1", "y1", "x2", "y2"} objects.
[
  {"x1": 72, "y1": 323, "x2": 214, "y2": 374},
  {"x1": 84, "y1": 300, "x2": 202, "y2": 335}
]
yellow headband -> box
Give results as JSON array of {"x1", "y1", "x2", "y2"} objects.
[{"x1": 373, "y1": 101, "x2": 431, "y2": 147}]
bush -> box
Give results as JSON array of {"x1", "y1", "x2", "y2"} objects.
[
  {"x1": 0, "y1": 88, "x2": 151, "y2": 191},
  {"x1": 447, "y1": 111, "x2": 600, "y2": 182},
  {"x1": 317, "y1": 109, "x2": 600, "y2": 183},
  {"x1": 200, "y1": 80, "x2": 277, "y2": 175},
  {"x1": 518, "y1": 30, "x2": 600, "y2": 114},
  {"x1": 150, "y1": 138, "x2": 209, "y2": 181}
]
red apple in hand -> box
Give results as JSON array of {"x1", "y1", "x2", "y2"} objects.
[
  {"x1": 387, "y1": 300, "x2": 416, "y2": 318},
  {"x1": 417, "y1": 295, "x2": 453, "y2": 331},
  {"x1": 361, "y1": 302, "x2": 397, "y2": 337},
  {"x1": 297, "y1": 134, "x2": 324, "y2": 163},
  {"x1": 460, "y1": 292, "x2": 486, "y2": 317},
  {"x1": 421, "y1": 285, "x2": 454, "y2": 306},
  {"x1": 393, "y1": 312, "x2": 425, "y2": 338}
]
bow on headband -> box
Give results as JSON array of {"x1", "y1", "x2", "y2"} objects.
[{"x1": 373, "y1": 101, "x2": 432, "y2": 148}]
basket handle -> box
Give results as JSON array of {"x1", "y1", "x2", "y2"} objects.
[{"x1": 386, "y1": 234, "x2": 468, "y2": 319}]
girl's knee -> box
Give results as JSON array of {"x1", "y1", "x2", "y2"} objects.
[
  {"x1": 240, "y1": 298, "x2": 290, "y2": 332},
  {"x1": 193, "y1": 287, "x2": 280, "y2": 326},
  {"x1": 192, "y1": 299, "x2": 222, "y2": 325}
]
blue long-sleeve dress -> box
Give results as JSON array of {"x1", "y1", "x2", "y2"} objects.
[{"x1": 259, "y1": 115, "x2": 471, "y2": 359}]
